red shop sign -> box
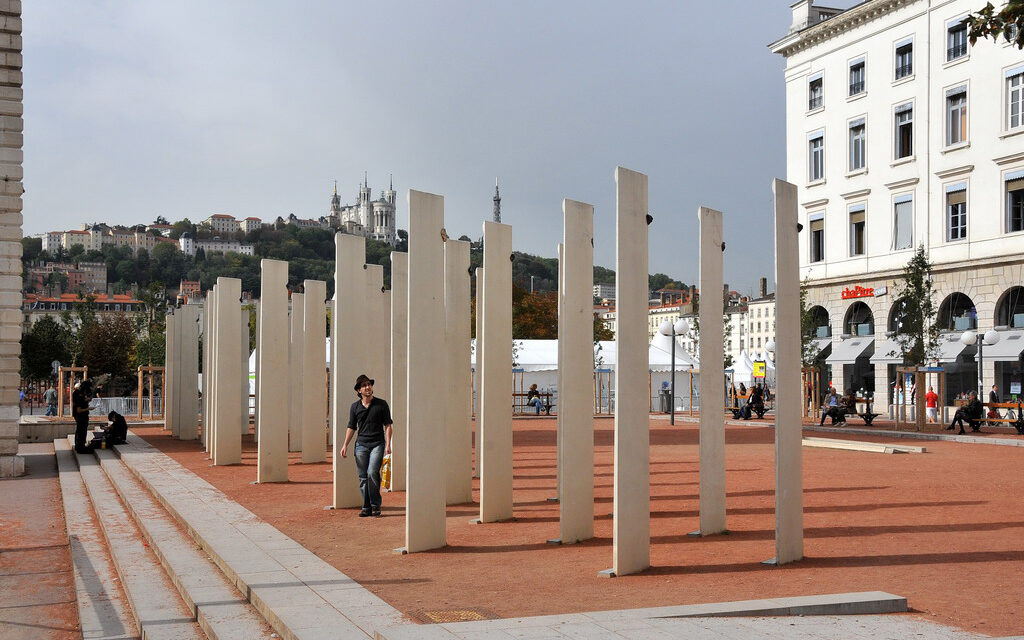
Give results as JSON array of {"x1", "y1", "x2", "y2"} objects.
[{"x1": 841, "y1": 285, "x2": 874, "y2": 299}]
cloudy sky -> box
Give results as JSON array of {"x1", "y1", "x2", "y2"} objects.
[{"x1": 21, "y1": 1, "x2": 855, "y2": 296}]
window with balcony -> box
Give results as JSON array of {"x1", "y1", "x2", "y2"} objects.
[
  {"x1": 946, "y1": 183, "x2": 967, "y2": 241},
  {"x1": 808, "y1": 132, "x2": 824, "y2": 182},
  {"x1": 1007, "y1": 67, "x2": 1024, "y2": 131},
  {"x1": 895, "y1": 40, "x2": 913, "y2": 79},
  {"x1": 895, "y1": 103, "x2": 913, "y2": 159},
  {"x1": 1007, "y1": 170, "x2": 1024, "y2": 233},
  {"x1": 892, "y1": 195, "x2": 913, "y2": 250},
  {"x1": 849, "y1": 205, "x2": 866, "y2": 256},
  {"x1": 946, "y1": 86, "x2": 967, "y2": 146},
  {"x1": 848, "y1": 117, "x2": 865, "y2": 171},
  {"x1": 808, "y1": 74, "x2": 824, "y2": 110},
  {"x1": 849, "y1": 58, "x2": 865, "y2": 96},
  {"x1": 947, "y1": 20, "x2": 968, "y2": 61},
  {"x1": 809, "y1": 215, "x2": 825, "y2": 263}
]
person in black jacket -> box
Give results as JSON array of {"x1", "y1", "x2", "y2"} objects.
[
  {"x1": 947, "y1": 390, "x2": 983, "y2": 434},
  {"x1": 71, "y1": 380, "x2": 93, "y2": 453},
  {"x1": 339, "y1": 374, "x2": 393, "y2": 518}
]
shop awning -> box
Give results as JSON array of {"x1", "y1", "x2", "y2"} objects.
[
  {"x1": 811, "y1": 337, "x2": 832, "y2": 358},
  {"x1": 937, "y1": 334, "x2": 970, "y2": 362},
  {"x1": 825, "y1": 336, "x2": 874, "y2": 364},
  {"x1": 983, "y1": 329, "x2": 1024, "y2": 361},
  {"x1": 870, "y1": 337, "x2": 903, "y2": 364}
]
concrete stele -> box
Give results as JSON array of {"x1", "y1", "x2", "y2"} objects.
[
  {"x1": 473, "y1": 266, "x2": 484, "y2": 479},
  {"x1": 479, "y1": 220, "x2": 513, "y2": 523},
  {"x1": 257, "y1": 259, "x2": 289, "y2": 482},
  {"x1": 213, "y1": 278, "x2": 242, "y2": 465},
  {"x1": 390, "y1": 252, "x2": 409, "y2": 492},
  {"x1": 405, "y1": 189, "x2": 447, "y2": 552},
  {"x1": 332, "y1": 232, "x2": 366, "y2": 508},
  {"x1": 302, "y1": 280, "x2": 328, "y2": 464},
  {"x1": 165, "y1": 308, "x2": 178, "y2": 435},
  {"x1": 561, "y1": 200, "x2": 595, "y2": 544},
  {"x1": 610, "y1": 167, "x2": 650, "y2": 576},
  {"x1": 178, "y1": 304, "x2": 200, "y2": 440},
  {"x1": 202, "y1": 291, "x2": 213, "y2": 450},
  {"x1": 773, "y1": 178, "x2": 804, "y2": 564},
  {"x1": 698, "y1": 206, "x2": 726, "y2": 536},
  {"x1": 252, "y1": 300, "x2": 260, "y2": 440},
  {"x1": 555, "y1": 242, "x2": 564, "y2": 503},
  {"x1": 364, "y1": 264, "x2": 388, "y2": 401},
  {"x1": 288, "y1": 293, "x2": 304, "y2": 453},
  {"x1": 445, "y1": 239, "x2": 473, "y2": 505},
  {"x1": 206, "y1": 287, "x2": 218, "y2": 457},
  {"x1": 240, "y1": 307, "x2": 249, "y2": 436}
]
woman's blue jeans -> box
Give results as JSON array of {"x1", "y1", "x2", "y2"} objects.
[{"x1": 354, "y1": 441, "x2": 385, "y2": 511}]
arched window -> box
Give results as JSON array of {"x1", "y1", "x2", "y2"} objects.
[
  {"x1": 844, "y1": 301, "x2": 874, "y2": 336},
  {"x1": 995, "y1": 286, "x2": 1024, "y2": 328},
  {"x1": 807, "y1": 305, "x2": 830, "y2": 338},
  {"x1": 937, "y1": 292, "x2": 976, "y2": 331}
]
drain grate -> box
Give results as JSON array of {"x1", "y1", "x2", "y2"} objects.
[{"x1": 412, "y1": 608, "x2": 497, "y2": 624}]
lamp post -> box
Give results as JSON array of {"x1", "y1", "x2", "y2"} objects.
[
  {"x1": 960, "y1": 328, "x2": 1001, "y2": 399},
  {"x1": 659, "y1": 318, "x2": 690, "y2": 425}
]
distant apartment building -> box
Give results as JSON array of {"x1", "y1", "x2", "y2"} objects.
[
  {"x1": 204, "y1": 214, "x2": 239, "y2": 234},
  {"x1": 593, "y1": 283, "x2": 616, "y2": 301},
  {"x1": 26, "y1": 262, "x2": 106, "y2": 294},
  {"x1": 22, "y1": 292, "x2": 144, "y2": 329},
  {"x1": 178, "y1": 233, "x2": 254, "y2": 257}
]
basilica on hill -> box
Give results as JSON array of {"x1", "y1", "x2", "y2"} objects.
[{"x1": 326, "y1": 176, "x2": 398, "y2": 246}]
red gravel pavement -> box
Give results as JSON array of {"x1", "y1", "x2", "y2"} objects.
[{"x1": 134, "y1": 417, "x2": 1024, "y2": 638}]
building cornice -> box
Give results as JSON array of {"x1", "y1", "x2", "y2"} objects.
[{"x1": 770, "y1": 0, "x2": 920, "y2": 58}]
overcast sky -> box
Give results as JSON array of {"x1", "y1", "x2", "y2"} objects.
[{"x1": 21, "y1": 1, "x2": 854, "y2": 296}]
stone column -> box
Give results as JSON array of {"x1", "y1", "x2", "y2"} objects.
[
  {"x1": 165, "y1": 308, "x2": 178, "y2": 434},
  {"x1": 240, "y1": 307, "x2": 249, "y2": 436},
  {"x1": 405, "y1": 190, "x2": 447, "y2": 552},
  {"x1": 0, "y1": 1, "x2": 22, "y2": 478},
  {"x1": 302, "y1": 280, "x2": 327, "y2": 464},
  {"x1": 773, "y1": 179, "x2": 804, "y2": 564},
  {"x1": 559, "y1": 201, "x2": 595, "y2": 544},
  {"x1": 205, "y1": 288, "x2": 217, "y2": 455},
  {"x1": 389, "y1": 251, "x2": 409, "y2": 492},
  {"x1": 252, "y1": 301, "x2": 260, "y2": 441},
  {"x1": 479, "y1": 220, "x2": 513, "y2": 524},
  {"x1": 288, "y1": 293, "x2": 304, "y2": 452},
  {"x1": 364, "y1": 264, "x2": 387, "y2": 399},
  {"x1": 257, "y1": 259, "x2": 289, "y2": 482},
  {"x1": 213, "y1": 278, "x2": 242, "y2": 465},
  {"x1": 445, "y1": 239, "x2": 472, "y2": 505},
  {"x1": 698, "y1": 206, "x2": 726, "y2": 536},
  {"x1": 332, "y1": 233, "x2": 365, "y2": 508},
  {"x1": 607, "y1": 167, "x2": 649, "y2": 576},
  {"x1": 473, "y1": 266, "x2": 484, "y2": 479},
  {"x1": 553, "y1": 243, "x2": 563, "y2": 505},
  {"x1": 178, "y1": 304, "x2": 200, "y2": 441}
]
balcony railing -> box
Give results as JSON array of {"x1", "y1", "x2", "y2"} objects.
[
  {"x1": 808, "y1": 96, "x2": 823, "y2": 110},
  {"x1": 849, "y1": 81, "x2": 864, "y2": 95},
  {"x1": 895, "y1": 63, "x2": 913, "y2": 79},
  {"x1": 947, "y1": 43, "x2": 967, "y2": 60}
]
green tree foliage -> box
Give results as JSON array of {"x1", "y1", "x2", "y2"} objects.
[
  {"x1": 19, "y1": 316, "x2": 72, "y2": 379},
  {"x1": 800, "y1": 279, "x2": 823, "y2": 368},
  {"x1": 649, "y1": 273, "x2": 687, "y2": 291},
  {"x1": 21, "y1": 237, "x2": 42, "y2": 263},
  {"x1": 966, "y1": 1, "x2": 1024, "y2": 48},
  {"x1": 61, "y1": 294, "x2": 99, "y2": 365},
  {"x1": 594, "y1": 316, "x2": 614, "y2": 341},
  {"x1": 81, "y1": 313, "x2": 137, "y2": 378},
  {"x1": 134, "y1": 282, "x2": 167, "y2": 366},
  {"x1": 512, "y1": 285, "x2": 558, "y2": 339},
  {"x1": 893, "y1": 245, "x2": 940, "y2": 366}
]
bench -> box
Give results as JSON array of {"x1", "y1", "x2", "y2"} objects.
[
  {"x1": 982, "y1": 402, "x2": 1024, "y2": 434},
  {"x1": 819, "y1": 405, "x2": 880, "y2": 426},
  {"x1": 727, "y1": 403, "x2": 767, "y2": 420},
  {"x1": 513, "y1": 392, "x2": 555, "y2": 416}
]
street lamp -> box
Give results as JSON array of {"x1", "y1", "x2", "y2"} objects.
[
  {"x1": 659, "y1": 318, "x2": 690, "y2": 425},
  {"x1": 960, "y1": 328, "x2": 1001, "y2": 399}
]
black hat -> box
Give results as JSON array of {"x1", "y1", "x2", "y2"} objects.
[{"x1": 354, "y1": 374, "x2": 375, "y2": 392}]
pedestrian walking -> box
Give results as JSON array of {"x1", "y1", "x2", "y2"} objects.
[{"x1": 339, "y1": 374, "x2": 393, "y2": 518}]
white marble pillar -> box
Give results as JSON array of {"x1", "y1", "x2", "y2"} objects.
[
  {"x1": 445, "y1": 239, "x2": 473, "y2": 505},
  {"x1": 773, "y1": 179, "x2": 804, "y2": 564},
  {"x1": 302, "y1": 280, "x2": 327, "y2": 464},
  {"x1": 178, "y1": 304, "x2": 200, "y2": 441},
  {"x1": 258, "y1": 259, "x2": 289, "y2": 482},
  {"x1": 698, "y1": 206, "x2": 726, "y2": 536},
  {"x1": 608, "y1": 167, "x2": 650, "y2": 576},
  {"x1": 213, "y1": 278, "x2": 242, "y2": 465},
  {"x1": 332, "y1": 233, "x2": 366, "y2": 508},
  {"x1": 554, "y1": 242, "x2": 564, "y2": 504},
  {"x1": 405, "y1": 190, "x2": 448, "y2": 552},
  {"x1": 473, "y1": 266, "x2": 483, "y2": 479},
  {"x1": 165, "y1": 309, "x2": 178, "y2": 435},
  {"x1": 390, "y1": 252, "x2": 409, "y2": 492},
  {"x1": 288, "y1": 293, "x2": 304, "y2": 452},
  {"x1": 479, "y1": 220, "x2": 513, "y2": 523},
  {"x1": 253, "y1": 301, "x2": 261, "y2": 441},
  {"x1": 205, "y1": 288, "x2": 216, "y2": 455},
  {"x1": 240, "y1": 308, "x2": 249, "y2": 436},
  {"x1": 364, "y1": 264, "x2": 387, "y2": 398},
  {"x1": 560, "y1": 201, "x2": 595, "y2": 544}
]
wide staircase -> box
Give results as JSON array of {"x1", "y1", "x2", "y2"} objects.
[{"x1": 55, "y1": 432, "x2": 407, "y2": 640}]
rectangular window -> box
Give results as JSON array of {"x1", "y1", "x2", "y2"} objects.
[
  {"x1": 849, "y1": 58, "x2": 865, "y2": 96},
  {"x1": 1007, "y1": 69, "x2": 1024, "y2": 130},
  {"x1": 849, "y1": 205, "x2": 866, "y2": 256},
  {"x1": 808, "y1": 74, "x2": 823, "y2": 110},
  {"x1": 808, "y1": 133, "x2": 824, "y2": 182},
  {"x1": 809, "y1": 216, "x2": 825, "y2": 262},
  {"x1": 892, "y1": 196, "x2": 913, "y2": 250},
  {"x1": 848, "y1": 118, "x2": 865, "y2": 171},
  {"x1": 946, "y1": 183, "x2": 967, "y2": 241},
  {"x1": 947, "y1": 21, "x2": 968, "y2": 60},
  {"x1": 895, "y1": 40, "x2": 913, "y2": 79},
  {"x1": 1007, "y1": 171, "x2": 1024, "y2": 232},
  {"x1": 895, "y1": 103, "x2": 913, "y2": 159},
  {"x1": 946, "y1": 86, "x2": 967, "y2": 145}
]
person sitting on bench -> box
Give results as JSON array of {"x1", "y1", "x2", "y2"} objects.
[
  {"x1": 819, "y1": 388, "x2": 845, "y2": 425},
  {"x1": 526, "y1": 384, "x2": 544, "y2": 415},
  {"x1": 741, "y1": 384, "x2": 765, "y2": 420},
  {"x1": 89, "y1": 411, "x2": 128, "y2": 450},
  {"x1": 946, "y1": 390, "x2": 983, "y2": 435}
]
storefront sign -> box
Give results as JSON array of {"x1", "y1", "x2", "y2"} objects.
[
  {"x1": 753, "y1": 361, "x2": 766, "y2": 378},
  {"x1": 841, "y1": 285, "x2": 874, "y2": 299}
]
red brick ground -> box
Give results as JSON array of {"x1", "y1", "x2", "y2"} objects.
[{"x1": 135, "y1": 418, "x2": 1024, "y2": 637}]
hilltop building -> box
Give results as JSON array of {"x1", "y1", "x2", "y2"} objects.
[{"x1": 327, "y1": 177, "x2": 398, "y2": 246}]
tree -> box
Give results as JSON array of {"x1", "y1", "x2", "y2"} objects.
[
  {"x1": 21, "y1": 237, "x2": 42, "y2": 263},
  {"x1": 135, "y1": 282, "x2": 167, "y2": 365},
  {"x1": 154, "y1": 215, "x2": 169, "y2": 225},
  {"x1": 800, "y1": 279, "x2": 823, "y2": 368},
  {"x1": 966, "y1": 1, "x2": 1024, "y2": 48},
  {"x1": 511, "y1": 285, "x2": 558, "y2": 339},
  {"x1": 81, "y1": 313, "x2": 137, "y2": 379},
  {"x1": 893, "y1": 245, "x2": 940, "y2": 366},
  {"x1": 594, "y1": 316, "x2": 614, "y2": 341},
  {"x1": 20, "y1": 316, "x2": 71, "y2": 379}
]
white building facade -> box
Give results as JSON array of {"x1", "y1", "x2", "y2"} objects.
[
  {"x1": 772, "y1": 0, "x2": 1024, "y2": 402},
  {"x1": 327, "y1": 178, "x2": 399, "y2": 246}
]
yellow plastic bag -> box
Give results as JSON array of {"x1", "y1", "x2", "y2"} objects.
[{"x1": 380, "y1": 454, "x2": 392, "y2": 492}]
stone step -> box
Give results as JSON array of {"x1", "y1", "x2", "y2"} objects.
[
  {"x1": 68, "y1": 437, "x2": 206, "y2": 640},
  {"x1": 113, "y1": 432, "x2": 406, "y2": 639},
  {"x1": 54, "y1": 438, "x2": 139, "y2": 640},
  {"x1": 92, "y1": 447, "x2": 277, "y2": 640}
]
